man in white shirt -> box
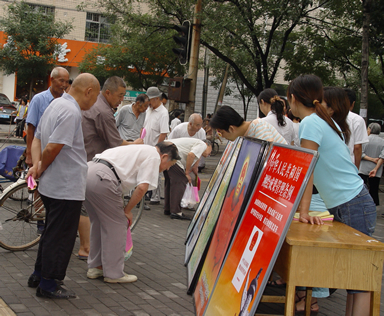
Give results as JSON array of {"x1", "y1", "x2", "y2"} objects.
[
  {"x1": 143, "y1": 87, "x2": 169, "y2": 204},
  {"x1": 344, "y1": 88, "x2": 369, "y2": 169},
  {"x1": 164, "y1": 138, "x2": 212, "y2": 220},
  {"x1": 168, "y1": 113, "x2": 205, "y2": 139}
]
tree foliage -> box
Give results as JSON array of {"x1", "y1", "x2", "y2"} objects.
[
  {"x1": 92, "y1": 0, "x2": 384, "y2": 116},
  {"x1": 0, "y1": 1, "x2": 73, "y2": 98}
]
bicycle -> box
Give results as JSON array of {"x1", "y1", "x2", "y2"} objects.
[
  {"x1": 0, "y1": 154, "x2": 144, "y2": 251},
  {"x1": 210, "y1": 140, "x2": 220, "y2": 156}
]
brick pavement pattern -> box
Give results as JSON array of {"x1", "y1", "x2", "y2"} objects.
[{"x1": 0, "y1": 141, "x2": 383, "y2": 315}]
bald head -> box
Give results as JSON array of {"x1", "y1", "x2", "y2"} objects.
[
  {"x1": 69, "y1": 73, "x2": 100, "y2": 111},
  {"x1": 188, "y1": 113, "x2": 203, "y2": 136}
]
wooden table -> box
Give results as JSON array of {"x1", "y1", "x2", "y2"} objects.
[{"x1": 270, "y1": 220, "x2": 384, "y2": 316}]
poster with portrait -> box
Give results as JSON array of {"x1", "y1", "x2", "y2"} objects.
[
  {"x1": 193, "y1": 138, "x2": 269, "y2": 313},
  {"x1": 186, "y1": 139, "x2": 238, "y2": 241},
  {"x1": 202, "y1": 144, "x2": 318, "y2": 316},
  {"x1": 185, "y1": 139, "x2": 243, "y2": 274}
]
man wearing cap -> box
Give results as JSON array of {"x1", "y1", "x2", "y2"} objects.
[{"x1": 143, "y1": 87, "x2": 170, "y2": 204}]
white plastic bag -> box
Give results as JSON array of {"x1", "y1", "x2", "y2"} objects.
[{"x1": 181, "y1": 183, "x2": 199, "y2": 209}]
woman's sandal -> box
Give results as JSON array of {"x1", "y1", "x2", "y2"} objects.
[
  {"x1": 267, "y1": 279, "x2": 286, "y2": 288},
  {"x1": 295, "y1": 296, "x2": 319, "y2": 314}
]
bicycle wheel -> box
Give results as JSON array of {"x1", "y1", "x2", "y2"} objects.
[
  {"x1": 210, "y1": 141, "x2": 219, "y2": 156},
  {"x1": 0, "y1": 181, "x2": 44, "y2": 251},
  {"x1": 123, "y1": 195, "x2": 144, "y2": 231}
]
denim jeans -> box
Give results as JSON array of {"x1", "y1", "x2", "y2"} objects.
[
  {"x1": 328, "y1": 185, "x2": 376, "y2": 237},
  {"x1": 328, "y1": 185, "x2": 376, "y2": 294}
]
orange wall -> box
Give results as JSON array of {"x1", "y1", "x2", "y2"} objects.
[{"x1": 0, "y1": 31, "x2": 100, "y2": 67}]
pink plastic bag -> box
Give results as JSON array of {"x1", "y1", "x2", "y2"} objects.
[{"x1": 124, "y1": 220, "x2": 133, "y2": 261}]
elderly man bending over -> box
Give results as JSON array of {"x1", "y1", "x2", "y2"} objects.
[{"x1": 85, "y1": 142, "x2": 180, "y2": 283}]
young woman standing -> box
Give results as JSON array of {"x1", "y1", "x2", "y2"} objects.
[{"x1": 287, "y1": 74, "x2": 376, "y2": 316}]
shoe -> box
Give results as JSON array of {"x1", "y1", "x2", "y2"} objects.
[
  {"x1": 87, "y1": 268, "x2": 103, "y2": 279},
  {"x1": 149, "y1": 200, "x2": 160, "y2": 205},
  {"x1": 164, "y1": 210, "x2": 170, "y2": 215},
  {"x1": 136, "y1": 203, "x2": 150, "y2": 210},
  {"x1": 104, "y1": 272, "x2": 137, "y2": 284},
  {"x1": 295, "y1": 296, "x2": 319, "y2": 313},
  {"x1": 28, "y1": 274, "x2": 63, "y2": 288},
  {"x1": 170, "y1": 212, "x2": 190, "y2": 220},
  {"x1": 36, "y1": 285, "x2": 76, "y2": 299},
  {"x1": 77, "y1": 255, "x2": 88, "y2": 261}
]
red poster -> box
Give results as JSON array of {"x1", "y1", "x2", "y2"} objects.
[{"x1": 202, "y1": 145, "x2": 317, "y2": 316}]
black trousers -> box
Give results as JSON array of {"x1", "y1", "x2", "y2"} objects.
[
  {"x1": 164, "y1": 164, "x2": 188, "y2": 214},
  {"x1": 15, "y1": 119, "x2": 25, "y2": 137},
  {"x1": 359, "y1": 174, "x2": 380, "y2": 206},
  {"x1": 35, "y1": 194, "x2": 82, "y2": 280}
]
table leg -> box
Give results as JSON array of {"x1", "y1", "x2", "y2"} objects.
[
  {"x1": 305, "y1": 288, "x2": 313, "y2": 316},
  {"x1": 371, "y1": 291, "x2": 381, "y2": 316},
  {"x1": 285, "y1": 283, "x2": 296, "y2": 316}
]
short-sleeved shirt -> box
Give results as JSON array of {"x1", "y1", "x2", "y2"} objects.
[
  {"x1": 94, "y1": 145, "x2": 160, "y2": 195},
  {"x1": 359, "y1": 134, "x2": 384, "y2": 177},
  {"x1": 26, "y1": 88, "x2": 54, "y2": 130},
  {"x1": 168, "y1": 138, "x2": 207, "y2": 170},
  {"x1": 346, "y1": 111, "x2": 369, "y2": 163},
  {"x1": 168, "y1": 122, "x2": 206, "y2": 140},
  {"x1": 262, "y1": 112, "x2": 295, "y2": 144},
  {"x1": 170, "y1": 117, "x2": 181, "y2": 131},
  {"x1": 245, "y1": 119, "x2": 287, "y2": 144},
  {"x1": 143, "y1": 104, "x2": 169, "y2": 146},
  {"x1": 115, "y1": 104, "x2": 146, "y2": 140},
  {"x1": 35, "y1": 93, "x2": 88, "y2": 201},
  {"x1": 82, "y1": 92, "x2": 123, "y2": 161},
  {"x1": 299, "y1": 113, "x2": 363, "y2": 208}
]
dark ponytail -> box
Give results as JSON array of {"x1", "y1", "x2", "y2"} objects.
[
  {"x1": 323, "y1": 86, "x2": 351, "y2": 144},
  {"x1": 287, "y1": 75, "x2": 343, "y2": 141},
  {"x1": 258, "y1": 88, "x2": 286, "y2": 127}
]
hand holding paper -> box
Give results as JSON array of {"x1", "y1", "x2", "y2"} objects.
[{"x1": 27, "y1": 176, "x2": 37, "y2": 190}]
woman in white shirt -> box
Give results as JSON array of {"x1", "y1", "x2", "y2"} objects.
[{"x1": 258, "y1": 88, "x2": 295, "y2": 145}]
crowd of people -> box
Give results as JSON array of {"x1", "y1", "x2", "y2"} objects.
[{"x1": 19, "y1": 66, "x2": 381, "y2": 316}]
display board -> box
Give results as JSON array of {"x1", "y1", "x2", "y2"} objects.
[
  {"x1": 192, "y1": 138, "x2": 268, "y2": 307},
  {"x1": 200, "y1": 144, "x2": 318, "y2": 316}
]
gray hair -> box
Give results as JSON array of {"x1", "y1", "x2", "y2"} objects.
[
  {"x1": 189, "y1": 113, "x2": 202, "y2": 124},
  {"x1": 50, "y1": 67, "x2": 69, "y2": 79},
  {"x1": 203, "y1": 139, "x2": 212, "y2": 147},
  {"x1": 368, "y1": 123, "x2": 381, "y2": 135},
  {"x1": 136, "y1": 93, "x2": 149, "y2": 104},
  {"x1": 102, "y1": 76, "x2": 126, "y2": 93}
]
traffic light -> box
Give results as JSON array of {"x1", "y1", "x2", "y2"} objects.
[{"x1": 172, "y1": 20, "x2": 191, "y2": 65}]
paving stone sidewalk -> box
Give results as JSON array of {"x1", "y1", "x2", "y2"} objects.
[{"x1": 0, "y1": 141, "x2": 383, "y2": 315}]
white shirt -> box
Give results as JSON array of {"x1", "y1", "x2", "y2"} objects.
[
  {"x1": 170, "y1": 117, "x2": 181, "y2": 131},
  {"x1": 168, "y1": 138, "x2": 207, "y2": 170},
  {"x1": 261, "y1": 112, "x2": 295, "y2": 144},
  {"x1": 94, "y1": 145, "x2": 160, "y2": 195},
  {"x1": 346, "y1": 111, "x2": 369, "y2": 163},
  {"x1": 168, "y1": 122, "x2": 206, "y2": 140},
  {"x1": 143, "y1": 104, "x2": 169, "y2": 146}
]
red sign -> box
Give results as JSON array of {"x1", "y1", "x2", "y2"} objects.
[{"x1": 201, "y1": 145, "x2": 317, "y2": 316}]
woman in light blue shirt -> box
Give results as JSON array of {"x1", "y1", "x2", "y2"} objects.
[{"x1": 287, "y1": 74, "x2": 376, "y2": 316}]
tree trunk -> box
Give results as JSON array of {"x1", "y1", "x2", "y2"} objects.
[
  {"x1": 29, "y1": 78, "x2": 34, "y2": 101},
  {"x1": 360, "y1": 0, "x2": 370, "y2": 123}
]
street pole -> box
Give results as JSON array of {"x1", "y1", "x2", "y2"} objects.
[
  {"x1": 201, "y1": 48, "x2": 210, "y2": 119},
  {"x1": 185, "y1": 0, "x2": 202, "y2": 121}
]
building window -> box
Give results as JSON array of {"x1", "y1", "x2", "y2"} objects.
[
  {"x1": 27, "y1": 3, "x2": 55, "y2": 15},
  {"x1": 85, "y1": 13, "x2": 112, "y2": 43}
]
